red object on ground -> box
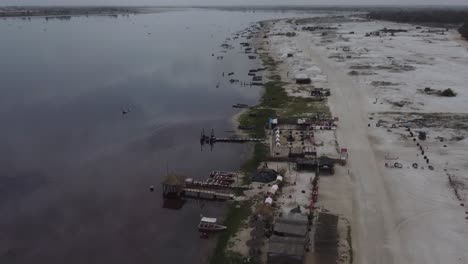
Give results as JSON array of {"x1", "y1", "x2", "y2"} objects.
[{"x1": 312, "y1": 190, "x2": 318, "y2": 202}]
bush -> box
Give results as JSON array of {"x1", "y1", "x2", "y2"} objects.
[
  {"x1": 459, "y1": 23, "x2": 468, "y2": 40},
  {"x1": 440, "y1": 88, "x2": 457, "y2": 97}
]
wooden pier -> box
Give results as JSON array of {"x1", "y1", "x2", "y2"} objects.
[
  {"x1": 215, "y1": 137, "x2": 264, "y2": 143},
  {"x1": 200, "y1": 129, "x2": 264, "y2": 144},
  {"x1": 162, "y1": 173, "x2": 245, "y2": 201},
  {"x1": 182, "y1": 187, "x2": 234, "y2": 200}
]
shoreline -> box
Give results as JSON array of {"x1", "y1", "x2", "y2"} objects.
[
  {"x1": 215, "y1": 11, "x2": 468, "y2": 264},
  {"x1": 212, "y1": 16, "x2": 346, "y2": 263},
  {"x1": 0, "y1": 6, "x2": 150, "y2": 18}
]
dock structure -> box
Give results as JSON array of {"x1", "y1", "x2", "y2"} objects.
[
  {"x1": 182, "y1": 187, "x2": 234, "y2": 200},
  {"x1": 161, "y1": 173, "x2": 237, "y2": 201},
  {"x1": 215, "y1": 137, "x2": 264, "y2": 143},
  {"x1": 162, "y1": 174, "x2": 185, "y2": 199},
  {"x1": 200, "y1": 129, "x2": 264, "y2": 144}
]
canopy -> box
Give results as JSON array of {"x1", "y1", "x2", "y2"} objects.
[
  {"x1": 269, "y1": 184, "x2": 279, "y2": 194},
  {"x1": 201, "y1": 217, "x2": 217, "y2": 223},
  {"x1": 265, "y1": 197, "x2": 273, "y2": 205}
]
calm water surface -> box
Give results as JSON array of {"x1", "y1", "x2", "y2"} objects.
[{"x1": 0, "y1": 9, "x2": 315, "y2": 264}]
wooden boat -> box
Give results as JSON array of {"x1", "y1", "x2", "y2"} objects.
[
  {"x1": 232, "y1": 103, "x2": 249, "y2": 108},
  {"x1": 205, "y1": 179, "x2": 232, "y2": 186},
  {"x1": 210, "y1": 175, "x2": 235, "y2": 183},
  {"x1": 198, "y1": 217, "x2": 227, "y2": 232},
  {"x1": 210, "y1": 170, "x2": 236, "y2": 177}
]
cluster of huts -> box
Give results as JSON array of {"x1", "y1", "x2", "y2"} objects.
[
  {"x1": 267, "y1": 213, "x2": 311, "y2": 264},
  {"x1": 268, "y1": 117, "x2": 342, "y2": 174}
]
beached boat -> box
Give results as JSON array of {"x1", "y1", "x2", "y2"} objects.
[
  {"x1": 210, "y1": 175, "x2": 235, "y2": 183},
  {"x1": 210, "y1": 170, "x2": 236, "y2": 177},
  {"x1": 198, "y1": 217, "x2": 227, "y2": 232},
  {"x1": 232, "y1": 103, "x2": 249, "y2": 108}
]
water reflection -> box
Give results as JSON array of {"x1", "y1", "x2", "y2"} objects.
[{"x1": 0, "y1": 8, "x2": 317, "y2": 264}]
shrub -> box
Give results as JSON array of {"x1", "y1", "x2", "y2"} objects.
[{"x1": 440, "y1": 88, "x2": 456, "y2": 97}]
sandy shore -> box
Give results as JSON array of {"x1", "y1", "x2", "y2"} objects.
[
  {"x1": 227, "y1": 13, "x2": 468, "y2": 264},
  {"x1": 262, "y1": 14, "x2": 468, "y2": 264}
]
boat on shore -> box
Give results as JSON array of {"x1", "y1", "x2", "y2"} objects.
[
  {"x1": 198, "y1": 217, "x2": 227, "y2": 232},
  {"x1": 210, "y1": 175, "x2": 235, "y2": 183},
  {"x1": 210, "y1": 170, "x2": 237, "y2": 177}
]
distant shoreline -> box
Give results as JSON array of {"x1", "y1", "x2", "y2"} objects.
[{"x1": 0, "y1": 6, "x2": 149, "y2": 18}]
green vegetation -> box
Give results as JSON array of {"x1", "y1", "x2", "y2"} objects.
[
  {"x1": 220, "y1": 37, "x2": 331, "y2": 264},
  {"x1": 281, "y1": 97, "x2": 330, "y2": 117},
  {"x1": 240, "y1": 143, "x2": 269, "y2": 176},
  {"x1": 367, "y1": 9, "x2": 468, "y2": 40},
  {"x1": 460, "y1": 23, "x2": 468, "y2": 40},
  {"x1": 347, "y1": 224, "x2": 354, "y2": 264},
  {"x1": 441, "y1": 88, "x2": 457, "y2": 97},
  {"x1": 210, "y1": 200, "x2": 253, "y2": 264},
  {"x1": 239, "y1": 107, "x2": 275, "y2": 138},
  {"x1": 367, "y1": 10, "x2": 468, "y2": 24}
]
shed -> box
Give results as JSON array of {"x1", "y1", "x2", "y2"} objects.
[
  {"x1": 295, "y1": 74, "x2": 311, "y2": 84},
  {"x1": 252, "y1": 169, "x2": 278, "y2": 183},
  {"x1": 289, "y1": 147, "x2": 304, "y2": 158},
  {"x1": 269, "y1": 184, "x2": 279, "y2": 194},
  {"x1": 162, "y1": 174, "x2": 185, "y2": 199},
  {"x1": 267, "y1": 235, "x2": 306, "y2": 264},
  {"x1": 273, "y1": 215, "x2": 309, "y2": 238},
  {"x1": 296, "y1": 156, "x2": 336, "y2": 174}
]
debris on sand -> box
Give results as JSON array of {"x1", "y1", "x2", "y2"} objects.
[{"x1": 418, "y1": 87, "x2": 457, "y2": 97}]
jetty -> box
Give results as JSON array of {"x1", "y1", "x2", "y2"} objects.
[
  {"x1": 162, "y1": 172, "x2": 249, "y2": 201},
  {"x1": 200, "y1": 129, "x2": 264, "y2": 144},
  {"x1": 183, "y1": 187, "x2": 234, "y2": 200},
  {"x1": 215, "y1": 137, "x2": 264, "y2": 143}
]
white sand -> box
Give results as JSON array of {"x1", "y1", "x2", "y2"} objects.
[{"x1": 264, "y1": 15, "x2": 468, "y2": 264}]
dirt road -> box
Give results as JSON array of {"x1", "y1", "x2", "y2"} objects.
[{"x1": 296, "y1": 34, "x2": 467, "y2": 264}]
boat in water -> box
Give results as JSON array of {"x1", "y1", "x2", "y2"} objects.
[
  {"x1": 210, "y1": 170, "x2": 236, "y2": 177},
  {"x1": 198, "y1": 217, "x2": 227, "y2": 232},
  {"x1": 210, "y1": 174, "x2": 235, "y2": 183}
]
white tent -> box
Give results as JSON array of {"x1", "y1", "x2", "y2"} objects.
[
  {"x1": 295, "y1": 73, "x2": 308, "y2": 80},
  {"x1": 265, "y1": 197, "x2": 273, "y2": 205},
  {"x1": 201, "y1": 217, "x2": 217, "y2": 223},
  {"x1": 269, "y1": 184, "x2": 279, "y2": 194},
  {"x1": 276, "y1": 175, "x2": 283, "y2": 182},
  {"x1": 297, "y1": 118, "x2": 307, "y2": 124}
]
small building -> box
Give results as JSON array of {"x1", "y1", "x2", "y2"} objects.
[
  {"x1": 303, "y1": 146, "x2": 317, "y2": 157},
  {"x1": 269, "y1": 184, "x2": 279, "y2": 195},
  {"x1": 273, "y1": 214, "x2": 309, "y2": 238},
  {"x1": 295, "y1": 74, "x2": 311, "y2": 84},
  {"x1": 289, "y1": 147, "x2": 305, "y2": 158},
  {"x1": 252, "y1": 169, "x2": 279, "y2": 183},
  {"x1": 296, "y1": 156, "x2": 336, "y2": 174},
  {"x1": 267, "y1": 235, "x2": 306, "y2": 264},
  {"x1": 161, "y1": 174, "x2": 185, "y2": 199}
]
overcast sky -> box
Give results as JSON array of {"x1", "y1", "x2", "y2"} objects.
[{"x1": 1, "y1": 0, "x2": 467, "y2": 6}]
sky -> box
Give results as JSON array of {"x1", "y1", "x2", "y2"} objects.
[{"x1": 1, "y1": 0, "x2": 467, "y2": 6}]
